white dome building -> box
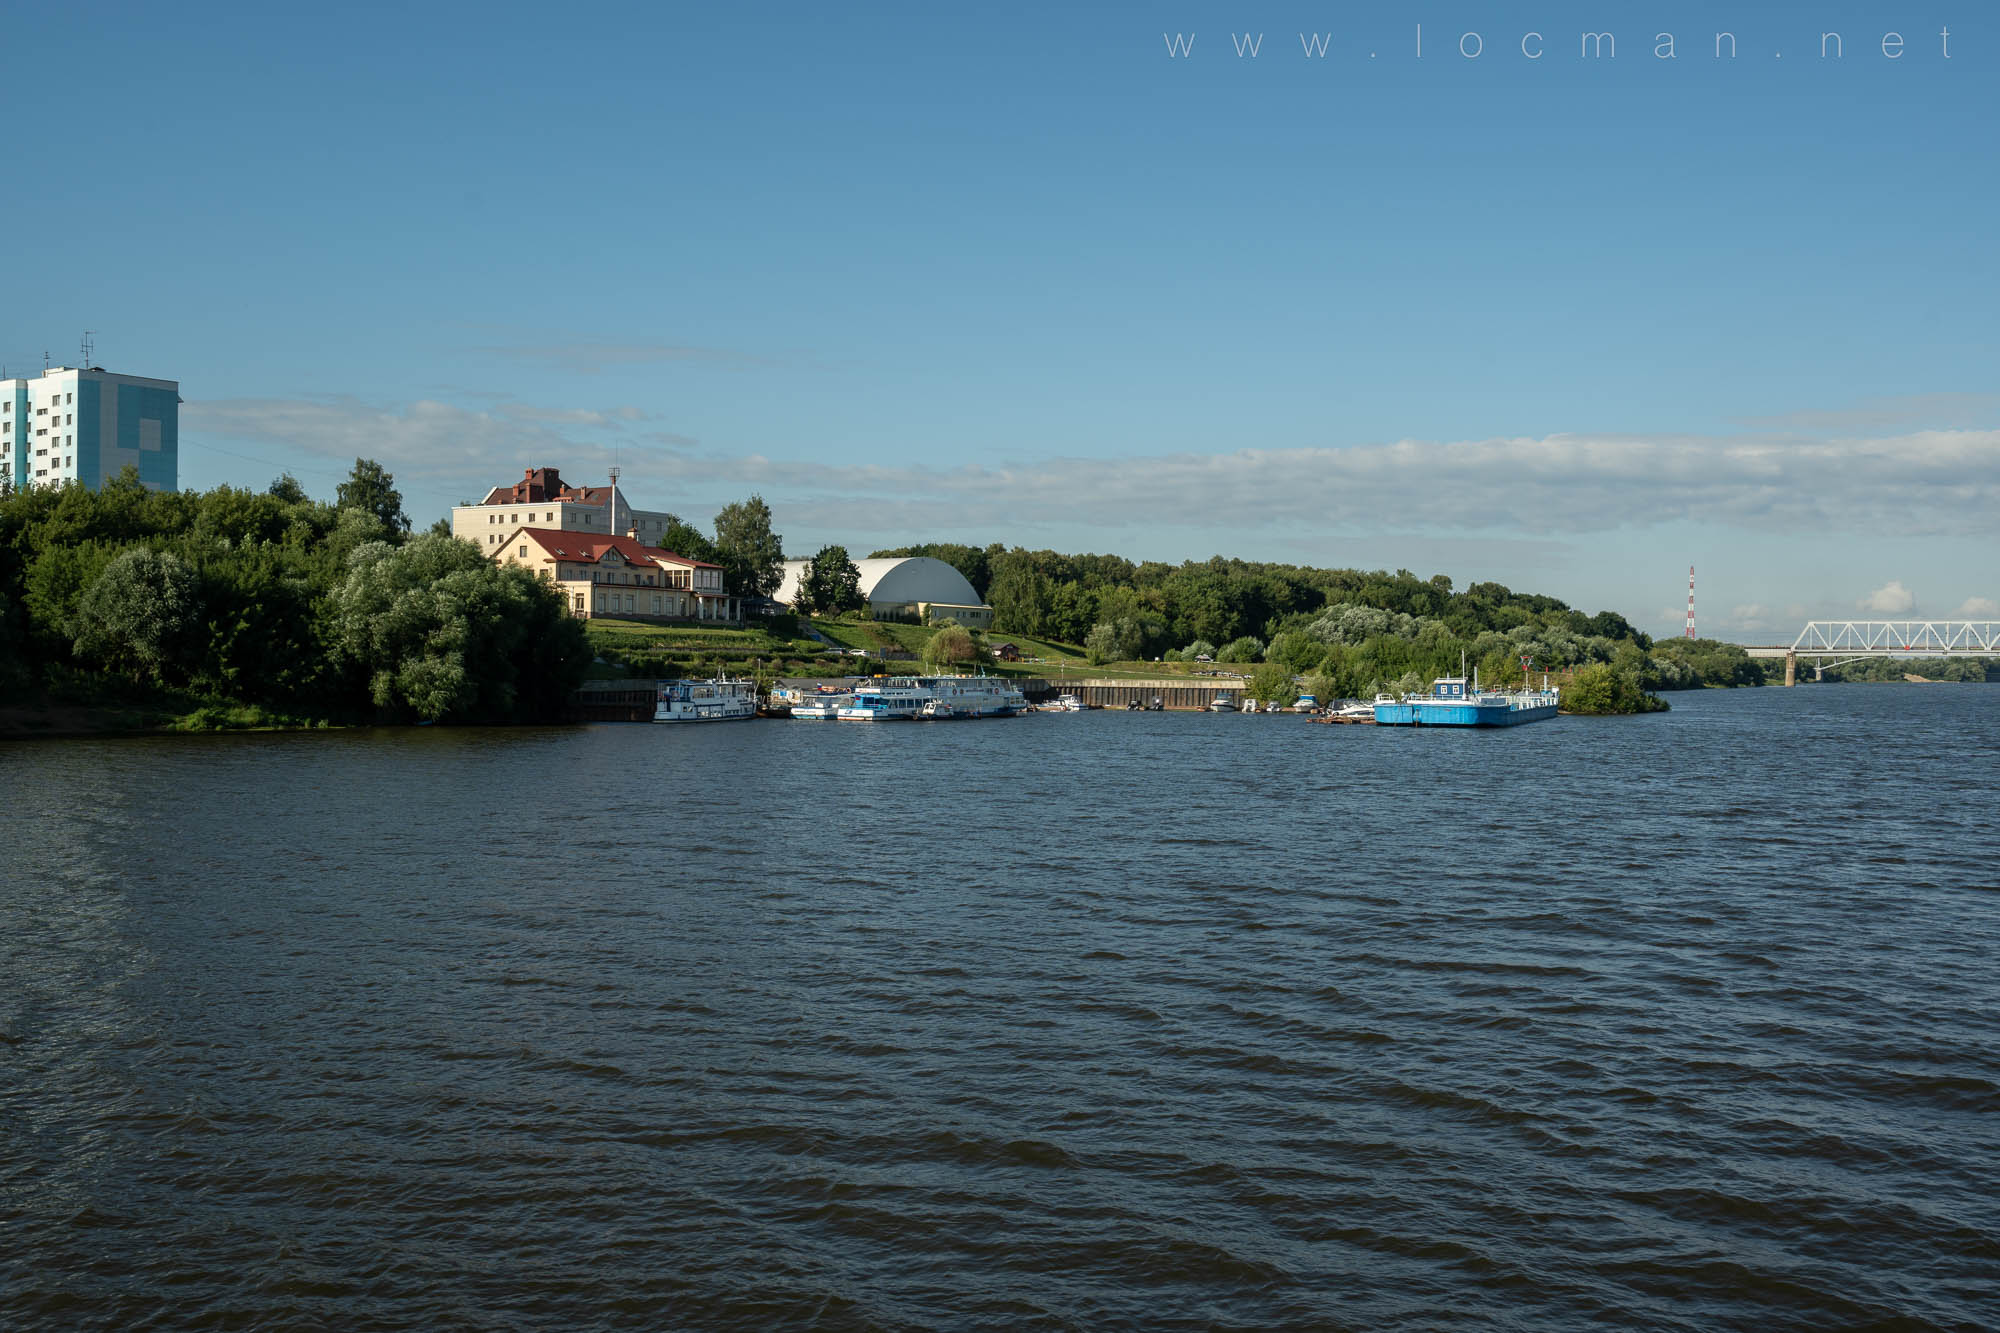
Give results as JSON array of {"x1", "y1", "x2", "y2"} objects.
[{"x1": 776, "y1": 556, "x2": 993, "y2": 629}]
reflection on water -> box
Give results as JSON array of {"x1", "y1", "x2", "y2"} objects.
[{"x1": 2, "y1": 686, "x2": 1996, "y2": 1329}]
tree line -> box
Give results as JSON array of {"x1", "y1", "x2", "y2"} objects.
[
  {"x1": 867, "y1": 542, "x2": 1779, "y2": 708},
  {"x1": 0, "y1": 462, "x2": 589, "y2": 726}
]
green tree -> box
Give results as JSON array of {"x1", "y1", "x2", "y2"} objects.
[
  {"x1": 268, "y1": 473, "x2": 310, "y2": 504},
  {"x1": 796, "y1": 544, "x2": 863, "y2": 616},
  {"x1": 1563, "y1": 663, "x2": 1668, "y2": 714},
  {"x1": 712, "y1": 495, "x2": 784, "y2": 598},
  {"x1": 1083, "y1": 616, "x2": 1146, "y2": 665},
  {"x1": 986, "y1": 554, "x2": 1052, "y2": 638},
  {"x1": 330, "y1": 532, "x2": 587, "y2": 722},
  {"x1": 1266, "y1": 630, "x2": 1326, "y2": 671},
  {"x1": 658, "y1": 514, "x2": 718, "y2": 564},
  {"x1": 0, "y1": 590, "x2": 27, "y2": 690},
  {"x1": 70, "y1": 548, "x2": 201, "y2": 683},
  {"x1": 923, "y1": 623, "x2": 977, "y2": 670},
  {"x1": 336, "y1": 458, "x2": 410, "y2": 535},
  {"x1": 1245, "y1": 661, "x2": 1299, "y2": 706},
  {"x1": 1216, "y1": 635, "x2": 1264, "y2": 663}
]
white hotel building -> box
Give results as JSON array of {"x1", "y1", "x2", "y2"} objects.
[{"x1": 3, "y1": 365, "x2": 182, "y2": 492}]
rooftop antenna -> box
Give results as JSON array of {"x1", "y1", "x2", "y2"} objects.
[{"x1": 80, "y1": 331, "x2": 94, "y2": 369}]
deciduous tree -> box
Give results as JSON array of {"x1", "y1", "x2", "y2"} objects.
[
  {"x1": 336, "y1": 458, "x2": 410, "y2": 535},
  {"x1": 331, "y1": 532, "x2": 587, "y2": 722},
  {"x1": 796, "y1": 544, "x2": 864, "y2": 617},
  {"x1": 712, "y1": 495, "x2": 784, "y2": 598},
  {"x1": 658, "y1": 514, "x2": 718, "y2": 565},
  {"x1": 70, "y1": 547, "x2": 200, "y2": 683},
  {"x1": 1245, "y1": 661, "x2": 1298, "y2": 706},
  {"x1": 923, "y1": 622, "x2": 977, "y2": 670}
]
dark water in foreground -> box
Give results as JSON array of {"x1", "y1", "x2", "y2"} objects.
[{"x1": 2, "y1": 685, "x2": 1996, "y2": 1331}]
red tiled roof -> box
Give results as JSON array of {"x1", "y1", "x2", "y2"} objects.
[{"x1": 513, "y1": 528, "x2": 667, "y2": 566}]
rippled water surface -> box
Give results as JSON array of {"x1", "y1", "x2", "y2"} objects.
[{"x1": 3, "y1": 685, "x2": 1997, "y2": 1330}]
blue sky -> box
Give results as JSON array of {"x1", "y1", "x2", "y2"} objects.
[{"x1": 6, "y1": 2, "x2": 1995, "y2": 640}]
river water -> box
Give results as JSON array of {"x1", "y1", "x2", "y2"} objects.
[{"x1": 2, "y1": 685, "x2": 1995, "y2": 1331}]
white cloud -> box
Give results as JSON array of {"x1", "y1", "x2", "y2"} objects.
[
  {"x1": 184, "y1": 396, "x2": 689, "y2": 496},
  {"x1": 1954, "y1": 596, "x2": 2000, "y2": 617},
  {"x1": 183, "y1": 396, "x2": 2000, "y2": 548},
  {"x1": 1860, "y1": 580, "x2": 1917, "y2": 614},
  {"x1": 645, "y1": 427, "x2": 2000, "y2": 541}
]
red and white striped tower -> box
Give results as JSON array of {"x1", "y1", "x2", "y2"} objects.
[{"x1": 1685, "y1": 565, "x2": 1696, "y2": 639}]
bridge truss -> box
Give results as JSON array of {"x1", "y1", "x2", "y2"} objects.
[{"x1": 1790, "y1": 621, "x2": 2000, "y2": 656}]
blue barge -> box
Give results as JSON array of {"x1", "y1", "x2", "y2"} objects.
[{"x1": 1372, "y1": 674, "x2": 1560, "y2": 727}]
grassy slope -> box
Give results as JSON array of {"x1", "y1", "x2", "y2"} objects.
[{"x1": 581, "y1": 613, "x2": 1238, "y2": 683}]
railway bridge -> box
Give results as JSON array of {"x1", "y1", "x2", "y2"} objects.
[{"x1": 1743, "y1": 621, "x2": 2000, "y2": 685}]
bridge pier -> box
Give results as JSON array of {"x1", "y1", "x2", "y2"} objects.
[{"x1": 1784, "y1": 651, "x2": 1795, "y2": 688}]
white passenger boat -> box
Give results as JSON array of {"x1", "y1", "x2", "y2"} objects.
[
  {"x1": 1208, "y1": 693, "x2": 1238, "y2": 712},
  {"x1": 922, "y1": 674, "x2": 1026, "y2": 718},
  {"x1": 788, "y1": 686, "x2": 853, "y2": 720},
  {"x1": 836, "y1": 676, "x2": 934, "y2": 721},
  {"x1": 655, "y1": 676, "x2": 758, "y2": 722},
  {"x1": 1044, "y1": 693, "x2": 1083, "y2": 712},
  {"x1": 1291, "y1": 693, "x2": 1319, "y2": 713}
]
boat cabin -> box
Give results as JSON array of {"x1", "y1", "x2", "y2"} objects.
[{"x1": 1431, "y1": 676, "x2": 1469, "y2": 699}]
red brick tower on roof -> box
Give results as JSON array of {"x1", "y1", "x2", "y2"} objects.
[{"x1": 506, "y1": 467, "x2": 567, "y2": 503}]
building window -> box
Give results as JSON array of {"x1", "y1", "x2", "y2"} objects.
[{"x1": 518, "y1": 546, "x2": 527, "y2": 557}]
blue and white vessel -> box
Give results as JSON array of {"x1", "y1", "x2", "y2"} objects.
[
  {"x1": 1372, "y1": 672, "x2": 1559, "y2": 727},
  {"x1": 783, "y1": 684, "x2": 853, "y2": 720},
  {"x1": 836, "y1": 676, "x2": 934, "y2": 721},
  {"x1": 655, "y1": 676, "x2": 759, "y2": 722},
  {"x1": 921, "y1": 674, "x2": 1026, "y2": 718}
]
